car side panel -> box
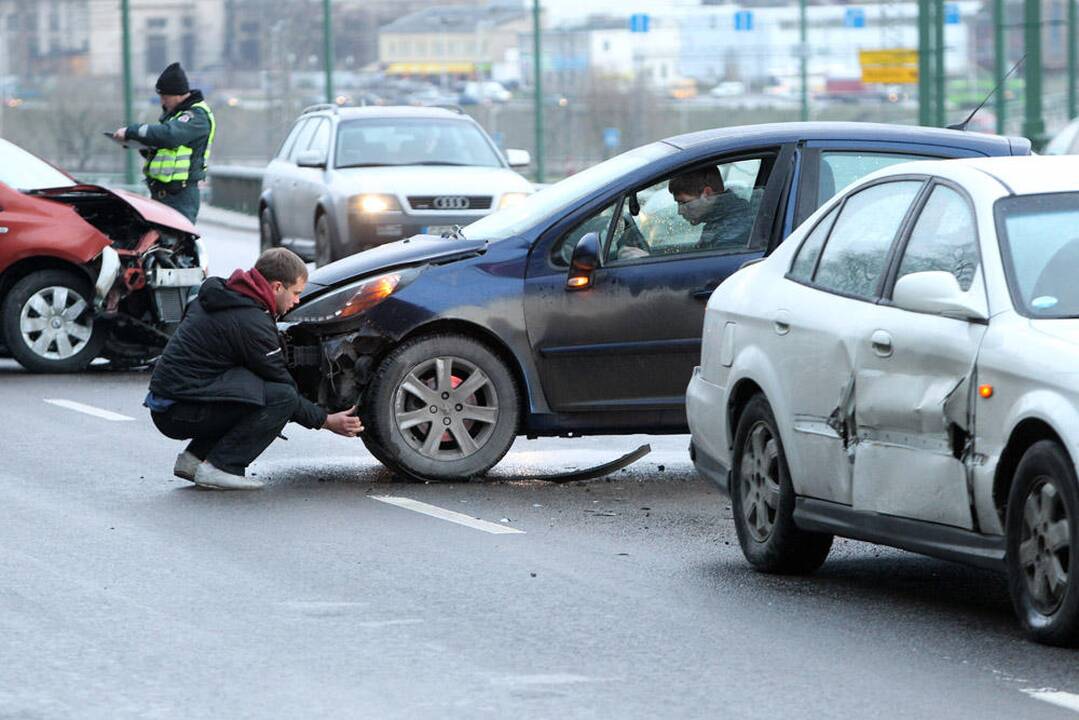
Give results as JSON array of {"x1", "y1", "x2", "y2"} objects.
[{"x1": 0, "y1": 185, "x2": 110, "y2": 274}]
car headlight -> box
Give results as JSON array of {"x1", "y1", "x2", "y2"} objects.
[
  {"x1": 498, "y1": 192, "x2": 530, "y2": 210},
  {"x1": 352, "y1": 193, "x2": 402, "y2": 213},
  {"x1": 284, "y1": 269, "x2": 416, "y2": 323}
]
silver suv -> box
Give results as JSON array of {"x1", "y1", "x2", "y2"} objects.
[{"x1": 259, "y1": 105, "x2": 533, "y2": 265}]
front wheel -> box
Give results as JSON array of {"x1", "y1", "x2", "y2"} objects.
[
  {"x1": 1, "y1": 269, "x2": 106, "y2": 373},
  {"x1": 364, "y1": 334, "x2": 520, "y2": 481},
  {"x1": 1006, "y1": 440, "x2": 1079, "y2": 646},
  {"x1": 315, "y1": 213, "x2": 334, "y2": 267},
  {"x1": 731, "y1": 394, "x2": 832, "y2": 574},
  {"x1": 259, "y1": 205, "x2": 280, "y2": 252}
]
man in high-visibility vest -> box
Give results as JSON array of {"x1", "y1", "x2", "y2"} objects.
[{"x1": 113, "y1": 62, "x2": 214, "y2": 223}]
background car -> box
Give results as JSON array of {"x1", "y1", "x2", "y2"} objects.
[
  {"x1": 280, "y1": 122, "x2": 1029, "y2": 482},
  {"x1": 0, "y1": 139, "x2": 205, "y2": 372},
  {"x1": 258, "y1": 105, "x2": 533, "y2": 266},
  {"x1": 686, "y1": 155, "x2": 1079, "y2": 646}
]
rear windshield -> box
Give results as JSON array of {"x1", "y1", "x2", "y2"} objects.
[
  {"x1": 335, "y1": 118, "x2": 502, "y2": 169},
  {"x1": 0, "y1": 139, "x2": 75, "y2": 191},
  {"x1": 996, "y1": 192, "x2": 1079, "y2": 317}
]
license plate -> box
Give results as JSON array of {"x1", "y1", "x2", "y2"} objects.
[{"x1": 423, "y1": 225, "x2": 456, "y2": 236}]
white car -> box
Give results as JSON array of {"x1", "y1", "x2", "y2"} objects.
[{"x1": 687, "y1": 155, "x2": 1079, "y2": 645}]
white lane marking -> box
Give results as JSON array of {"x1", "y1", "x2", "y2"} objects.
[
  {"x1": 43, "y1": 398, "x2": 134, "y2": 422},
  {"x1": 370, "y1": 495, "x2": 525, "y2": 535},
  {"x1": 1023, "y1": 689, "x2": 1079, "y2": 713}
]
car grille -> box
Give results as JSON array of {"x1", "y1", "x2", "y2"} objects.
[{"x1": 407, "y1": 195, "x2": 492, "y2": 211}]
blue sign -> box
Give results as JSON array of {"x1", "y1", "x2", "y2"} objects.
[
  {"x1": 944, "y1": 3, "x2": 960, "y2": 23},
  {"x1": 733, "y1": 10, "x2": 753, "y2": 31},
  {"x1": 603, "y1": 127, "x2": 622, "y2": 149},
  {"x1": 844, "y1": 8, "x2": 866, "y2": 28},
  {"x1": 629, "y1": 13, "x2": 650, "y2": 33}
]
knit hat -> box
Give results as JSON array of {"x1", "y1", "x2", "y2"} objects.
[{"x1": 155, "y1": 62, "x2": 189, "y2": 95}]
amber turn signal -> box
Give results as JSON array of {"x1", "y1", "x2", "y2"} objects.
[
  {"x1": 338, "y1": 274, "x2": 400, "y2": 319},
  {"x1": 566, "y1": 275, "x2": 591, "y2": 290},
  {"x1": 978, "y1": 384, "x2": 994, "y2": 399}
]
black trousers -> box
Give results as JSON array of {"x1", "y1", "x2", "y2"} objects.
[
  {"x1": 149, "y1": 183, "x2": 201, "y2": 224},
  {"x1": 151, "y1": 382, "x2": 301, "y2": 475}
]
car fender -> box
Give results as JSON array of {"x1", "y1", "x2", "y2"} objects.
[{"x1": 0, "y1": 187, "x2": 110, "y2": 276}]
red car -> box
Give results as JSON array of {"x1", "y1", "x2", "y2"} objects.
[{"x1": 0, "y1": 138, "x2": 206, "y2": 372}]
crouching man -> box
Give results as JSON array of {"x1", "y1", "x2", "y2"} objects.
[{"x1": 145, "y1": 248, "x2": 363, "y2": 490}]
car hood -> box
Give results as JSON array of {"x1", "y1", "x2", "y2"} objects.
[
  {"x1": 1030, "y1": 319, "x2": 1079, "y2": 345},
  {"x1": 332, "y1": 165, "x2": 532, "y2": 196},
  {"x1": 34, "y1": 184, "x2": 197, "y2": 235},
  {"x1": 305, "y1": 233, "x2": 487, "y2": 292}
]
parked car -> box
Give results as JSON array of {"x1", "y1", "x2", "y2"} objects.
[
  {"x1": 0, "y1": 139, "x2": 206, "y2": 372},
  {"x1": 459, "y1": 81, "x2": 512, "y2": 105},
  {"x1": 687, "y1": 155, "x2": 1079, "y2": 646},
  {"x1": 279, "y1": 122, "x2": 1029, "y2": 482},
  {"x1": 1044, "y1": 117, "x2": 1079, "y2": 155},
  {"x1": 258, "y1": 105, "x2": 533, "y2": 266}
]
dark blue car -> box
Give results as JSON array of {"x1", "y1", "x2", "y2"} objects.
[{"x1": 281, "y1": 122, "x2": 1030, "y2": 480}]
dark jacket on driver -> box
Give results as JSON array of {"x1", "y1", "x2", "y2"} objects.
[{"x1": 148, "y1": 273, "x2": 326, "y2": 429}]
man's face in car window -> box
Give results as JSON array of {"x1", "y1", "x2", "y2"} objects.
[{"x1": 674, "y1": 185, "x2": 720, "y2": 225}]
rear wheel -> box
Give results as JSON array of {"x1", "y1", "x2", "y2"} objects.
[
  {"x1": 259, "y1": 205, "x2": 280, "y2": 252},
  {"x1": 1006, "y1": 440, "x2": 1079, "y2": 646},
  {"x1": 1, "y1": 269, "x2": 106, "y2": 373},
  {"x1": 731, "y1": 394, "x2": 833, "y2": 574},
  {"x1": 364, "y1": 333, "x2": 519, "y2": 481},
  {"x1": 315, "y1": 213, "x2": 334, "y2": 267}
]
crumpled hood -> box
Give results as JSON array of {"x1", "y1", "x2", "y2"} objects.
[
  {"x1": 34, "y1": 184, "x2": 197, "y2": 236},
  {"x1": 305, "y1": 233, "x2": 487, "y2": 294}
]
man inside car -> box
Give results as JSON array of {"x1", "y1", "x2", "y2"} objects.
[{"x1": 668, "y1": 166, "x2": 754, "y2": 251}]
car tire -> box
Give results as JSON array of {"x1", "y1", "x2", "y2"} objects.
[
  {"x1": 364, "y1": 333, "x2": 519, "y2": 481},
  {"x1": 1005, "y1": 440, "x2": 1079, "y2": 646},
  {"x1": 315, "y1": 212, "x2": 334, "y2": 267},
  {"x1": 1, "y1": 269, "x2": 106, "y2": 373},
  {"x1": 731, "y1": 394, "x2": 833, "y2": 574},
  {"x1": 259, "y1": 205, "x2": 280, "y2": 252}
]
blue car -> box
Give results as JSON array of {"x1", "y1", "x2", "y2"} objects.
[{"x1": 281, "y1": 122, "x2": 1030, "y2": 481}]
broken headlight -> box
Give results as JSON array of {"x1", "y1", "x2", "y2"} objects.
[{"x1": 284, "y1": 268, "x2": 418, "y2": 324}]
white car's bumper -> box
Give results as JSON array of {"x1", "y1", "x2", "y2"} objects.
[{"x1": 686, "y1": 366, "x2": 732, "y2": 495}]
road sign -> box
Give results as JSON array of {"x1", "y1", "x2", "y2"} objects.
[
  {"x1": 603, "y1": 127, "x2": 622, "y2": 149},
  {"x1": 859, "y1": 49, "x2": 918, "y2": 66},
  {"x1": 629, "y1": 13, "x2": 650, "y2": 33},
  {"x1": 859, "y1": 47, "x2": 919, "y2": 85},
  {"x1": 861, "y1": 66, "x2": 919, "y2": 84},
  {"x1": 844, "y1": 8, "x2": 866, "y2": 28},
  {"x1": 733, "y1": 10, "x2": 753, "y2": 31},
  {"x1": 944, "y1": 3, "x2": 960, "y2": 24}
]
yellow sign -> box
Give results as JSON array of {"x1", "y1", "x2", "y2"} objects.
[
  {"x1": 861, "y1": 66, "x2": 919, "y2": 84},
  {"x1": 859, "y1": 49, "x2": 918, "y2": 66},
  {"x1": 386, "y1": 62, "x2": 475, "y2": 75}
]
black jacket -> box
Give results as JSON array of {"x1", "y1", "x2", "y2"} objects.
[{"x1": 149, "y1": 277, "x2": 326, "y2": 429}]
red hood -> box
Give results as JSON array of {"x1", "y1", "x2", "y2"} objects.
[
  {"x1": 35, "y1": 184, "x2": 197, "y2": 236},
  {"x1": 226, "y1": 268, "x2": 277, "y2": 315}
]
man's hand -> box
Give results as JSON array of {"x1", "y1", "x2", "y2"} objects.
[
  {"x1": 112, "y1": 127, "x2": 127, "y2": 141},
  {"x1": 323, "y1": 407, "x2": 364, "y2": 437}
]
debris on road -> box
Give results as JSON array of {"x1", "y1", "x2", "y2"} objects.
[{"x1": 525, "y1": 444, "x2": 651, "y2": 484}]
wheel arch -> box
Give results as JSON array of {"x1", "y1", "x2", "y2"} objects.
[
  {"x1": 993, "y1": 417, "x2": 1071, "y2": 525},
  {"x1": 0, "y1": 256, "x2": 94, "y2": 307},
  {"x1": 727, "y1": 377, "x2": 765, "y2": 450}
]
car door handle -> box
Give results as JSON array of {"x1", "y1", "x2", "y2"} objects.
[
  {"x1": 692, "y1": 281, "x2": 722, "y2": 300},
  {"x1": 871, "y1": 330, "x2": 893, "y2": 357}
]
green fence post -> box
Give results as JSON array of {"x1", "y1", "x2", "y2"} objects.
[
  {"x1": 121, "y1": 0, "x2": 135, "y2": 186},
  {"x1": 532, "y1": 0, "x2": 545, "y2": 183},
  {"x1": 323, "y1": 0, "x2": 335, "y2": 104},
  {"x1": 995, "y1": 0, "x2": 1006, "y2": 133},
  {"x1": 1023, "y1": 0, "x2": 1045, "y2": 147}
]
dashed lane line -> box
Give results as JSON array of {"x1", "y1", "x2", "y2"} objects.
[
  {"x1": 370, "y1": 495, "x2": 525, "y2": 535},
  {"x1": 43, "y1": 399, "x2": 134, "y2": 422},
  {"x1": 1024, "y1": 690, "x2": 1079, "y2": 714}
]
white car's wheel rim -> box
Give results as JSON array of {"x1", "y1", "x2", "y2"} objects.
[
  {"x1": 739, "y1": 421, "x2": 781, "y2": 542},
  {"x1": 19, "y1": 285, "x2": 93, "y2": 360},
  {"x1": 1019, "y1": 477, "x2": 1071, "y2": 615}
]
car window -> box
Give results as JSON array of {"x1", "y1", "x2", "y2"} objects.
[
  {"x1": 603, "y1": 157, "x2": 768, "y2": 265},
  {"x1": 277, "y1": 119, "x2": 308, "y2": 160},
  {"x1": 334, "y1": 118, "x2": 502, "y2": 168},
  {"x1": 895, "y1": 185, "x2": 979, "y2": 292},
  {"x1": 812, "y1": 180, "x2": 923, "y2": 299},
  {"x1": 551, "y1": 201, "x2": 617, "y2": 267},
  {"x1": 288, "y1": 119, "x2": 320, "y2": 163},
  {"x1": 818, "y1": 151, "x2": 926, "y2": 206},
  {"x1": 789, "y1": 205, "x2": 839, "y2": 282},
  {"x1": 996, "y1": 192, "x2": 1079, "y2": 317},
  {"x1": 308, "y1": 119, "x2": 331, "y2": 161}
]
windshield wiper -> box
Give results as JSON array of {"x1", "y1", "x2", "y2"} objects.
[
  {"x1": 441, "y1": 225, "x2": 467, "y2": 240},
  {"x1": 335, "y1": 162, "x2": 403, "y2": 169},
  {"x1": 411, "y1": 161, "x2": 470, "y2": 166}
]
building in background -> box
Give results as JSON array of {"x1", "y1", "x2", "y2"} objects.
[{"x1": 0, "y1": 0, "x2": 92, "y2": 79}]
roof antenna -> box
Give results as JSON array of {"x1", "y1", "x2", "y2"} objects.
[{"x1": 948, "y1": 54, "x2": 1025, "y2": 131}]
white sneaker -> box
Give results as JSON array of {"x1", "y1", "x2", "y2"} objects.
[
  {"x1": 173, "y1": 451, "x2": 200, "y2": 482},
  {"x1": 193, "y1": 462, "x2": 264, "y2": 490}
]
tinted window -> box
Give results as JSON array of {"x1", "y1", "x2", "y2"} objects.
[
  {"x1": 789, "y1": 205, "x2": 838, "y2": 282},
  {"x1": 278, "y1": 119, "x2": 309, "y2": 160},
  {"x1": 288, "y1": 119, "x2": 320, "y2": 162},
  {"x1": 996, "y1": 192, "x2": 1079, "y2": 317},
  {"x1": 551, "y1": 201, "x2": 617, "y2": 267},
  {"x1": 813, "y1": 181, "x2": 922, "y2": 299},
  {"x1": 818, "y1": 151, "x2": 926, "y2": 206},
  {"x1": 896, "y1": 185, "x2": 979, "y2": 292},
  {"x1": 335, "y1": 118, "x2": 502, "y2": 168}
]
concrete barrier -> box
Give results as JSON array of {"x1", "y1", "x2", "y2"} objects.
[{"x1": 208, "y1": 166, "x2": 264, "y2": 215}]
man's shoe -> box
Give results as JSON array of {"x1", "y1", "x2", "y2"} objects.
[
  {"x1": 193, "y1": 462, "x2": 264, "y2": 491},
  {"x1": 173, "y1": 451, "x2": 200, "y2": 482}
]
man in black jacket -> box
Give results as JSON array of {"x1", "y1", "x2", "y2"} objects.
[{"x1": 146, "y1": 248, "x2": 362, "y2": 490}]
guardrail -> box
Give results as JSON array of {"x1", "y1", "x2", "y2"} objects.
[{"x1": 208, "y1": 166, "x2": 264, "y2": 215}]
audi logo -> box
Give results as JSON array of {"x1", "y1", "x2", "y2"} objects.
[{"x1": 433, "y1": 196, "x2": 470, "y2": 210}]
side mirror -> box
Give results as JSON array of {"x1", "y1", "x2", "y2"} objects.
[
  {"x1": 566, "y1": 231, "x2": 600, "y2": 290},
  {"x1": 892, "y1": 271, "x2": 988, "y2": 322},
  {"x1": 296, "y1": 149, "x2": 326, "y2": 168},
  {"x1": 505, "y1": 148, "x2": 531, "y2": 167}
]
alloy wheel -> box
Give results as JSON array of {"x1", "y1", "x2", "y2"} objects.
[
  {"x1": 739, "y1": 420, "x2": 782, "y2": 542},
  {"x1": 19, "y1": 285, "x2": 94, "y2": 360},
  {"x1": 1019, "y1": 478, "x2": 1072, "y2": 615},
  {"x1": 393, "y1": 355, "x2": 499, "y2": 461}
]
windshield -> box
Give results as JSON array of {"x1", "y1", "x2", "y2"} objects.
[
  {"x1": 464, "y1": 143, "x2": 675, "y2": 241},
  {"x1": 996, "y1": 192, "x2": 1079, "y2": 317},
  {"x1": 335, "y1": 118, "x2": 502, "y2": 169},
  {"x1": 0, "y1": 139, "x2": 75, "y2": 191}
]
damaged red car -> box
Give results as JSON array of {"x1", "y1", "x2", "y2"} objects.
[{"x1": 0, "y1": 138, "x2": 206, "y2": 372}]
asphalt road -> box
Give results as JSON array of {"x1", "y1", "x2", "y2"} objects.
[{"x1": 0, "y1": 219, "x2": 1076, "y2": 719}]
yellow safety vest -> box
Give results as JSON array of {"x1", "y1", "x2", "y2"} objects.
[{"x1": 145, "y1": 101, "x2": 216, "y2": 185}]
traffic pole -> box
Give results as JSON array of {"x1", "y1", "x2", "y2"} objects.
[
  {"x1": 799, "y1": 0, "x2": 808, "y2": 122},
  {"x1": 323, "y1": 0, "x2": 334, "y2": 104},
  {"x1": 121, "y1": 0, "x2": 135, "y2": 186},
  {"x1": 532, "y1": 0, "x2": 545, "y2": 183},
  {"x1": 1023, "y1": 0, "x2": 1045, "y2": 147},
  {"x1": 934, "y1": 0, "x2": 945, "y2": 126},
  {"x1": 995, "y1": 0, "x2": 1006, "y2": 133},
  {"x1": 1069, "y1": 0, "x2": 1077, "y2": 119},
  {"x1": 918, "y1": 0, "x2": 932, "y2": 126}
]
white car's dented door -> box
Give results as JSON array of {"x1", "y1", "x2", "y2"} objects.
[{"x1": 850, "y1": 183, "x2": 987, "y2": 529}]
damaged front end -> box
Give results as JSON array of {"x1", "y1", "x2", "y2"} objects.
[{"x1": 282, "y1": 322, "x2": 393, "y2": 411}]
